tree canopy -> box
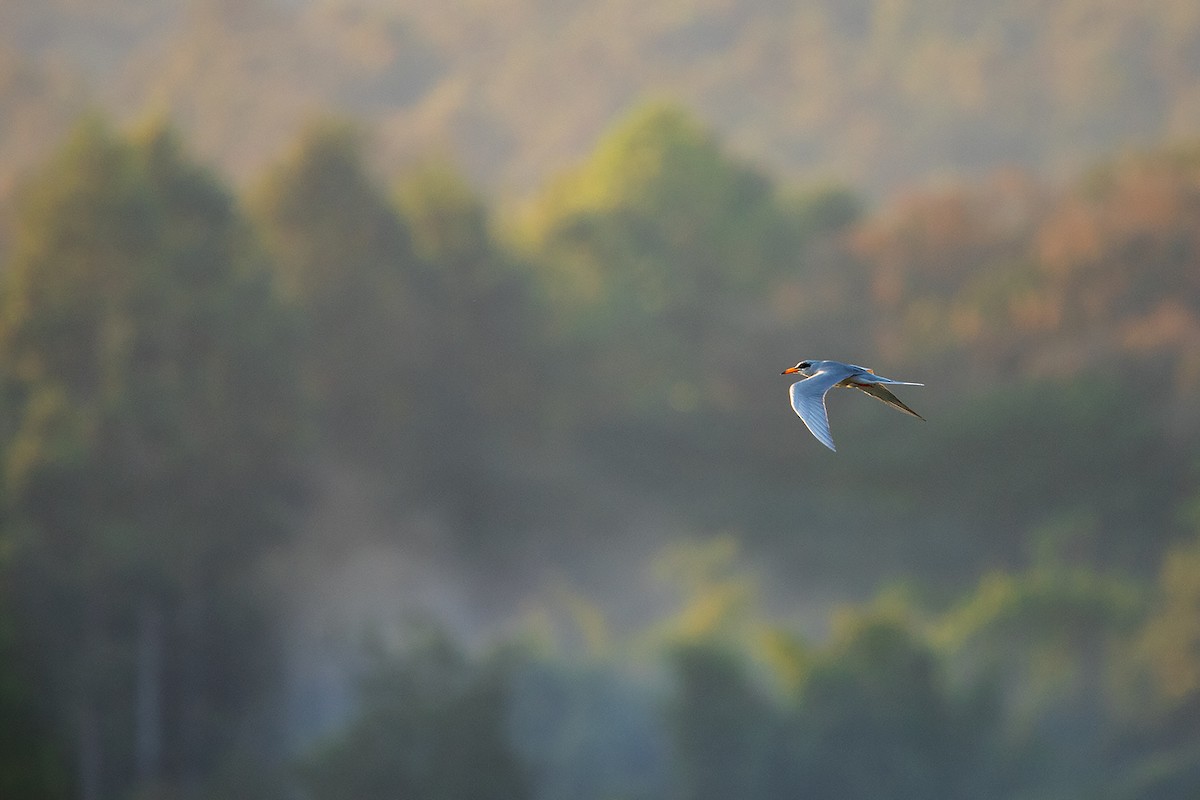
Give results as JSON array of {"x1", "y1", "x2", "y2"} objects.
[
  {"x1": 0, "y1": 116, "x2": 305, "y2": 798},
  {"x1": 1, "y1": 101, "x2": 1200, "y2": 797}
]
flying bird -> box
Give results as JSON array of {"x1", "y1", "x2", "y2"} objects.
[{"x1": 781, "y1": 360, "x2": 924, "y2": 451}]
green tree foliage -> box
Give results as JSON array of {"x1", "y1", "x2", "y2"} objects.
[
  {"x1": 0, "y1": 116, "x2": 304, "y2": 797},
  {"x1": 668, "y1": 641, "x2": 781, "y2": 800},
  {"x1": 5, "y1": 97, "x2": 1200, "y2": 800},
  {"x1": 1139, "y1": 536, "x2": 1200, "y2": 707},
  {"x1": 0, "y1": 590, "x2": 68, "y2": 800},
  {"x1": 652, "y1": 544, "x2": 999, "y2": 800},
  {"x1": 395, "y1": 160, "x2": 545, "y2": 443},
  {"x1": 395, "y1": 160, "x2": 548, "y2": 446},
  {"x1": 660, "y1": 598, "x2": 1007, "y2": 800},
  {"x1": 517, "y1": 103, "x2": 865, "y2": 543},
  {"x1": 251, "y1": 120, "x2": 422, "y2": 465},
  {"x1": 658, "y1": 563, "x2": 1194, "y2": 800},
  {"x1": 1110, "y1": 535, "x2": 1200, "y2": 799},
  {"x1": 937, "y1": 568, "x2": 1144, "y2": 796},
  {"x1": 301, "y1": 631, "x2": 530, "y2": 800},
  {"x1": 391, "y1": 160, "x2": 557, "y2": 551},
  {"x1": 523, "y1": 103, "x2": 805, "y2": 412},
  {"x1": 253, "y1": 124, "x2": 552, "y2": 564},
  {"x1": 508, "y1": 656, "x2": 671, "y2": 800},
  {"x1": 793, "y1": 613, "x2": 999, "y2": 799}
]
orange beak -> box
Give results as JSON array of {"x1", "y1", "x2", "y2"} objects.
[{"x1": 781, "y1": 366, "x2": 801, "y2": 374}]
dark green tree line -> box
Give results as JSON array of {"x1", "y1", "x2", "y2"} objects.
[
  {"x1": 2, "y1": 99, "x2": 1200, "y2": 800},
  {"x1": 252, "y1": 122, "x2": 554, "y2": 575},
  {"x1": 300, "y1": 631, "x2": 530, "y2": 800},
  {"x1": 0, "y1": 117, "x2": 305, "y2": 798}
]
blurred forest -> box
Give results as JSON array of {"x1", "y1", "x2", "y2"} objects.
[
  {"x1": 2, "y1": 2, "x2": 1200, "y2": 800},
  {"x1": 1, "y1": 101, "x2": 1199, "y2": 799},
  {"x1": 6, "y1": 0, "x2": 1200, "y2": 195}
]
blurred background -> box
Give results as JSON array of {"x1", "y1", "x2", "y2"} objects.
[{"x1": 2, "y1": 1, "x2": 1200, "y2": 798}]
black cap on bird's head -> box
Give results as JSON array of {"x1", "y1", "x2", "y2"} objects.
[{"x1": 781, "y1": 360, "x2": 813, "y2": 375}]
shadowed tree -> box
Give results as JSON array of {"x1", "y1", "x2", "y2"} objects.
[
  {"x1": 254, "y1": 126, "x2": 551, "y2": 567},
  {"x1": 392, "y1": 160, "x2": 553, "y2": 554},
  {"x1": 251, "y1": 120, "x2": 423, "y2": 468},
  {"x1": 667, "y1": 641, "x2": 780, "y2": 800},
  {"x1": 0, "y1": 116, "x2": 305, "y2": 798},
  {"x1": 790, "y1": 612, "x2": 1004, "y2": 800},
  {"x1": 301, "y1": 630, "x2": 531, "y2": 800},
  {"x1": 1110, "y1": 535, "x2": 1200, "y2": 799},
  {"x1": 521, "y1": 101, "x2": 810, "y2": 418},
  {"x1": 0, "y1": 580, "x2": 69, "y2": 800},
  {"x1": 936, "y1": 568, "x2": 1145, "y2": 798}
]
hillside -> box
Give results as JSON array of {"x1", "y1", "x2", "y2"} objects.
[{"x1": 3, "y1": 0, "x2": 1200, "y2": 197}]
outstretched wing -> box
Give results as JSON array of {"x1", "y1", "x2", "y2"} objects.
[
  {"x1": 853, "y1": 382, "x2": 925, "y2": 420},
  {"x1": 789, "y1": 367, "x2": 849, "y2": 451}
]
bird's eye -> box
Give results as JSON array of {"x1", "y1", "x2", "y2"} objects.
[{"x1": 798, "y1": 362, "x2": 811, "y2": 369}]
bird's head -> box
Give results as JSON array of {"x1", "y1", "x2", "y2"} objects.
[{"x1": 781, "y1": 360, "x2": 816, "y2": 377}]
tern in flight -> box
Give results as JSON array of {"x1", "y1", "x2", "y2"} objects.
[{"x1": 781, "y1": 360, "x2": 924, "y2": 451}]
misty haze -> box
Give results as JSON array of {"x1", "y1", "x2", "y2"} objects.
[{"x1": 2, "y1": 1, "x2": 1200, "y2": 799}]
